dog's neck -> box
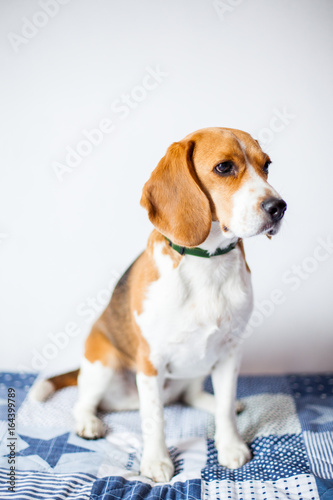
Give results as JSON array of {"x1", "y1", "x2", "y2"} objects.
[{"x1": 197, "y1": 221, "x2": 238, "y2": 255}]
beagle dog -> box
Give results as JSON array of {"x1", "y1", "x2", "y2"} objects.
[{"x1": 30, "y1": 127, "x2": 287, "y2": 482}]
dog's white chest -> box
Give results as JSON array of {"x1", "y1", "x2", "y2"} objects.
[{"x1": 135, "y1": 242, "x2": 253, "y2": 378}]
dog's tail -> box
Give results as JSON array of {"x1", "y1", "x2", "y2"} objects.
[{"x1": 29, "y1": 369, "x2": 79, "y2": 402}]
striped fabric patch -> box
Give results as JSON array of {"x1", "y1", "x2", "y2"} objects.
[
  {"x1": 0, "y1": 468, "x2": 95, "y2": 499},
  {"x1": 303, "y1": 431, "x2": 333, "y2": 479}
]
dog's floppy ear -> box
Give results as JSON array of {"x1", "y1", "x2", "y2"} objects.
[{"x1": 140, "y1": 139, "x2": 211, "y2": 247}]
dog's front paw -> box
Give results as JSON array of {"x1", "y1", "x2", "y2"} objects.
[
  {"x1": 140, "y1": 455, "x2": 174, "y2": 482},
  {"x1": 75, "y1": 415, "x2": 105, "y2": 439},
  {"x1": 216, "y1": 439, "x2": 251, "y2": 469}
]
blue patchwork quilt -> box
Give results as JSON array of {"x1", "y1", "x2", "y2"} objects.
[{"x1": 0, "y1": 372, "x2": 332, "y2": 499}]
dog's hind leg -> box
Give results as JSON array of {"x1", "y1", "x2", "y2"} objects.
[
  {"x1": 183, "y1": 377, "x2": 216, "y2": 413},
  {"x1": 183, "y1": 378, "x2": 245, "y2": 414},
  {"x1": 73, "y1": 357, "x2": 113, "y2": 439},
  {"x1": 99, "y1": 369, "x2": 140, "y2": 411}
]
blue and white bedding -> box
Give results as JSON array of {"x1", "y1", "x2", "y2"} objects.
[{"x1": 0, "y1": 372, "x2": 332, "y2": 499}]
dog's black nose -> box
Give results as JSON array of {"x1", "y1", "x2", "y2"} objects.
[{"x1": 261, "y1": 197, "x2": 287, "y2": 222}]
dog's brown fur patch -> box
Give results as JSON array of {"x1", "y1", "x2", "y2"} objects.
[{"x1": 84, "y1": 232, "x2": 164, "y2": 376}]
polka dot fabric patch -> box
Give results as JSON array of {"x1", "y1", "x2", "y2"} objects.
[
  {"x1": 288, "y1": 375, "x2": 333, "y2": 400},
  {"x1": 203, "y1": 475, "x2": 319, "y2": 500},
  {"x1": 203, "y1": 435, "x2": 310, "y2": 482},
  {"x1": 0, "y1": 372, "x2": 36, "y2": 391},
  {"x1": 0, "y1": 372, "x2": 36, "y2": 420}
]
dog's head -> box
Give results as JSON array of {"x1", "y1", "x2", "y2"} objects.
[{"x1": 141, "y1": 127, "x2": 287, "y2": 247}]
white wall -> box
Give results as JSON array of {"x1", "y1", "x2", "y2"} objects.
[{"x1": 1, "y1": 0, "x2": 332, "y2": 375}]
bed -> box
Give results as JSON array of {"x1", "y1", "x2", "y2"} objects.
[{"x1": 0, "y1": 371, "x2": 332, "y2": 499}]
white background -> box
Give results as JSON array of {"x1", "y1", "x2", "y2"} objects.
[{"x1": 0, "y1": 0, "x2": 332, "y2": 375}]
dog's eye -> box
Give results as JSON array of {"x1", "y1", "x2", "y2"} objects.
[
  {"x1": 214, "y1": 161, "x2": 234, "y2": 176},
  {"x1": 263, "y1": 160, "x2": 271, "y2": 174}
]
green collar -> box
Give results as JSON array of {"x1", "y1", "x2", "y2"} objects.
[{"x1": 164, "y1": 237, "x2": 238, "y2": 258}]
